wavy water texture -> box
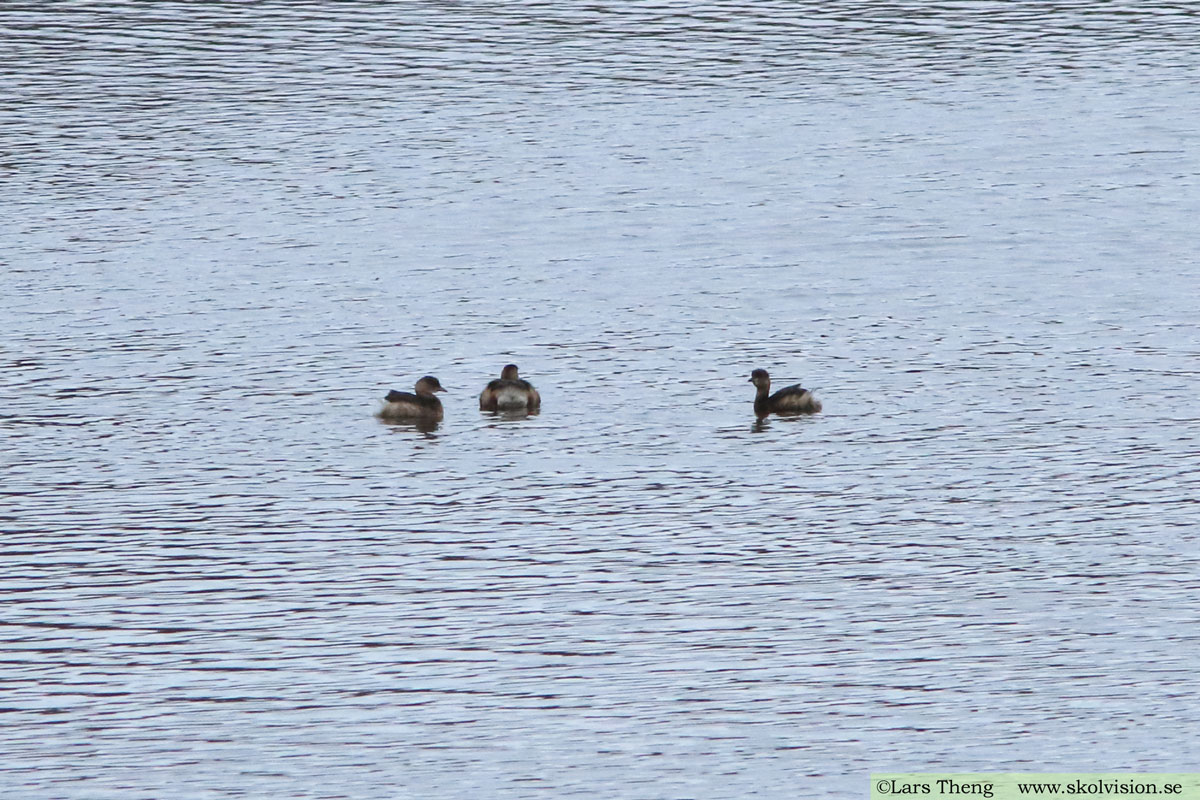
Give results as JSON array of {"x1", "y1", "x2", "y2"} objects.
[{"x1": 2, "y1": 3, "x2": 1200, "y2": 798}]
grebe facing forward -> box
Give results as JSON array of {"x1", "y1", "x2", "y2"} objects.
[
  {"x1": 380, "y1": 375, "x2": 445, "y2": 421},
  {"x1": 479, "y1": 364, "x2": 540, "y2": 413},
  {"x1": 750, "y1": 368, "x2": 821, "y2": 417}
]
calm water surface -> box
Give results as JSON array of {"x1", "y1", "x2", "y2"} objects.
[{"x1": 3, "y1": 3, "x2": 1199, "y2": 798}]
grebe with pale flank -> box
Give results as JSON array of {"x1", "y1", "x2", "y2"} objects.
[
  {"x1": 749, "y1": 368, "x2": 821, "y2": 417},
  {"x1": 379, "y1": 375, "x2": 445, "y2": 421},
  {"x1": 479, "y1": 364, "x2": 540, "y2": 413}
]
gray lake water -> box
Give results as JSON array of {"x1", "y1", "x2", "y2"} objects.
[{"x1": 3, "y1": 2, "x2": 1199, "y2": 798}]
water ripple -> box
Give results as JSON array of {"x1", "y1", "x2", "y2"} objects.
[{"x1": 4, "y1": 2, "x2": 1200, "y2": 798}]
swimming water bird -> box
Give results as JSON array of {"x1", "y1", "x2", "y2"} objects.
[
  {"x1": 379, "y1": 376, "x2": 445, "y2": 421},
  {"x1": 479, "y1": 364, "x2": 540, "y2": 413},
  {"x1": 749, "y1": 368, "x2": 822, "y2": 417}
]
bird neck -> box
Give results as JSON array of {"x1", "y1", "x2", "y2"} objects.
[{"x1": 754, "y1": 385, "x2": 770, "y2": 415}]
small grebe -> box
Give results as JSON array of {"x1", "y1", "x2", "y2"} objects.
[
  {"x1": 749, "y1": 368, "x2": 821, "y2": 417},
  {"x1": 379, "y1": 376, "x2": 445, "y2": 421},
  {"x1": 479, "y1": 364, "x2": 540, "y2": 413}
]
